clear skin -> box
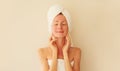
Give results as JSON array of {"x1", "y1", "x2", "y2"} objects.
[{"x1": 38, "y1": 14, "x2": 81, "y2": 71}]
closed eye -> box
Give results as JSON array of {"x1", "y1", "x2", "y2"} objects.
[
  {"x1": 62, "y1": 23, "x2": 66, "y2": 24},
  {"x1": 54, "y1": 23, "x2": 58, "y2": 25}
]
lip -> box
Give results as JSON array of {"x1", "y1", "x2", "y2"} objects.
[{"x1": 56, "y1": 31, "x2": 64, "y2": 33}]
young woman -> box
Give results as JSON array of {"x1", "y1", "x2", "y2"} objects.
[{"x1": 38, "y1": 5, "x2": 81, "y2": 71}]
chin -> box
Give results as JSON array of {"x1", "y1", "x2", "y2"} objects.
[{"x1": 54, "y1": 34, "x2": 66, "y2": 38}]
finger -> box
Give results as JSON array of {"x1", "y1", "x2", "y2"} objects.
[
  {"x1": 52, "y1": 36, "x2": 57, "y2": 40},
  {"x1": 66, "y1": 33, "x2": 70, "y2": 41},
  {"x1": 49, "y1": 34, "x2": 56, "y2": 42},
  {"x1": 66, "y1": 33, "x2": 71, "y2": 46},
  {"x1": 50, "y1": 37, "x2": 57, "y2": 44},
  {"x1": 49, "y1": 35, "x2": 52, "y2": 41}
]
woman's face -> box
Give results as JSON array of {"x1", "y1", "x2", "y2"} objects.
[{"x1": 52, "y1": 14, "x2": 68, "y2": 38}]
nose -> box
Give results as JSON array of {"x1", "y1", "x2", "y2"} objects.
[{"x1": 57, "y1": 23, "x2": 62, "y2": 29}]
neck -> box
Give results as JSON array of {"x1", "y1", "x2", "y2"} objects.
[
  {"x1": 55, "y1": 37, "x2": 65, "y2": 57},
  {"x1": 56, "y1": 37, "x2": 65, "y2": 49}
]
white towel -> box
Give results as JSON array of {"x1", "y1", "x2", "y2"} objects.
[
  {"x1": 48, "y1": 59, "x2": 74, "y2": 71},
  {"x1": 47, "y1": 4, "x2": 72, "y2": 33}
]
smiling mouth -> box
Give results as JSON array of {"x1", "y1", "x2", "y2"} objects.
[{"x1": 56, "y1": 31, "x2": 64, "y2": 33}]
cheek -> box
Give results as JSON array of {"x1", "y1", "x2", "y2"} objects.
[
  {"x1": 62, "y1": 26, "x2": 68, "y2": 36},
  {"x1": 64, "y1": 26, "x2": 68, "y2": 32}
]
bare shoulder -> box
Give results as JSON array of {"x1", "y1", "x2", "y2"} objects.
[
  {"x1": 38, "y1": 47, "x2": 49, "y2": 58},
  {"x1": 70, "y1": 47, "x2": 81, "y2": 53},
  {"x1": 38, "y1": 47, "x2": 46, "y2": 53},
  {"x1": 69, "y1": 47, "x2": 81, "y2": 58}
]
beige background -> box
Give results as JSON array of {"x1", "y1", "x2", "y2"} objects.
[{"x1": 0, "y1": 0, "x2": 120, "y2": 71}]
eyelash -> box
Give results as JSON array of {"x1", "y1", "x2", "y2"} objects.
[
  {"x1": 54, "y1": 23, "x2": 66, "y2": 25},
  {"x1": 54, "y1": 23, "x2": 58, "y2": 25}
]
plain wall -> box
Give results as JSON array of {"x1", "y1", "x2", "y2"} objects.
[{"x1": 0, "y1": 0, "x2": 120, "y2": 71}]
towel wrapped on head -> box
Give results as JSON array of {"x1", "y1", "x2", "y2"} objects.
[{"x1": 47, "y1": 4, "x2": 72, "y2": 33}]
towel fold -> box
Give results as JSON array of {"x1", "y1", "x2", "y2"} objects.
[{"x1": 47, "y1": 4, "x2": 72, "y2": 33}]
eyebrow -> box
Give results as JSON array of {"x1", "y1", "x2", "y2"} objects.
[{"x1": 55, "y1": 20, "x2": 65, "y2": 22}]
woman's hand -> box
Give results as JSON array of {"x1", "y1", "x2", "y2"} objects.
[
  {"x1": 49, "y1": 35, "x2": 58, "y2": 53},
  {"x1": 62, "y1": 34, "x2": 73, "y2": 71},
  {"x1": 63, "y1": 33, "x2": 71, "y2": 53},
  {"x1": 48, "y1": 35, "x2": 58, "y2": 71}
]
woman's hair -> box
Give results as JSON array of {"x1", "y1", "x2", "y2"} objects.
[{"x1": 59, "y1": 12, "x2": 63, "y2": 15}]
